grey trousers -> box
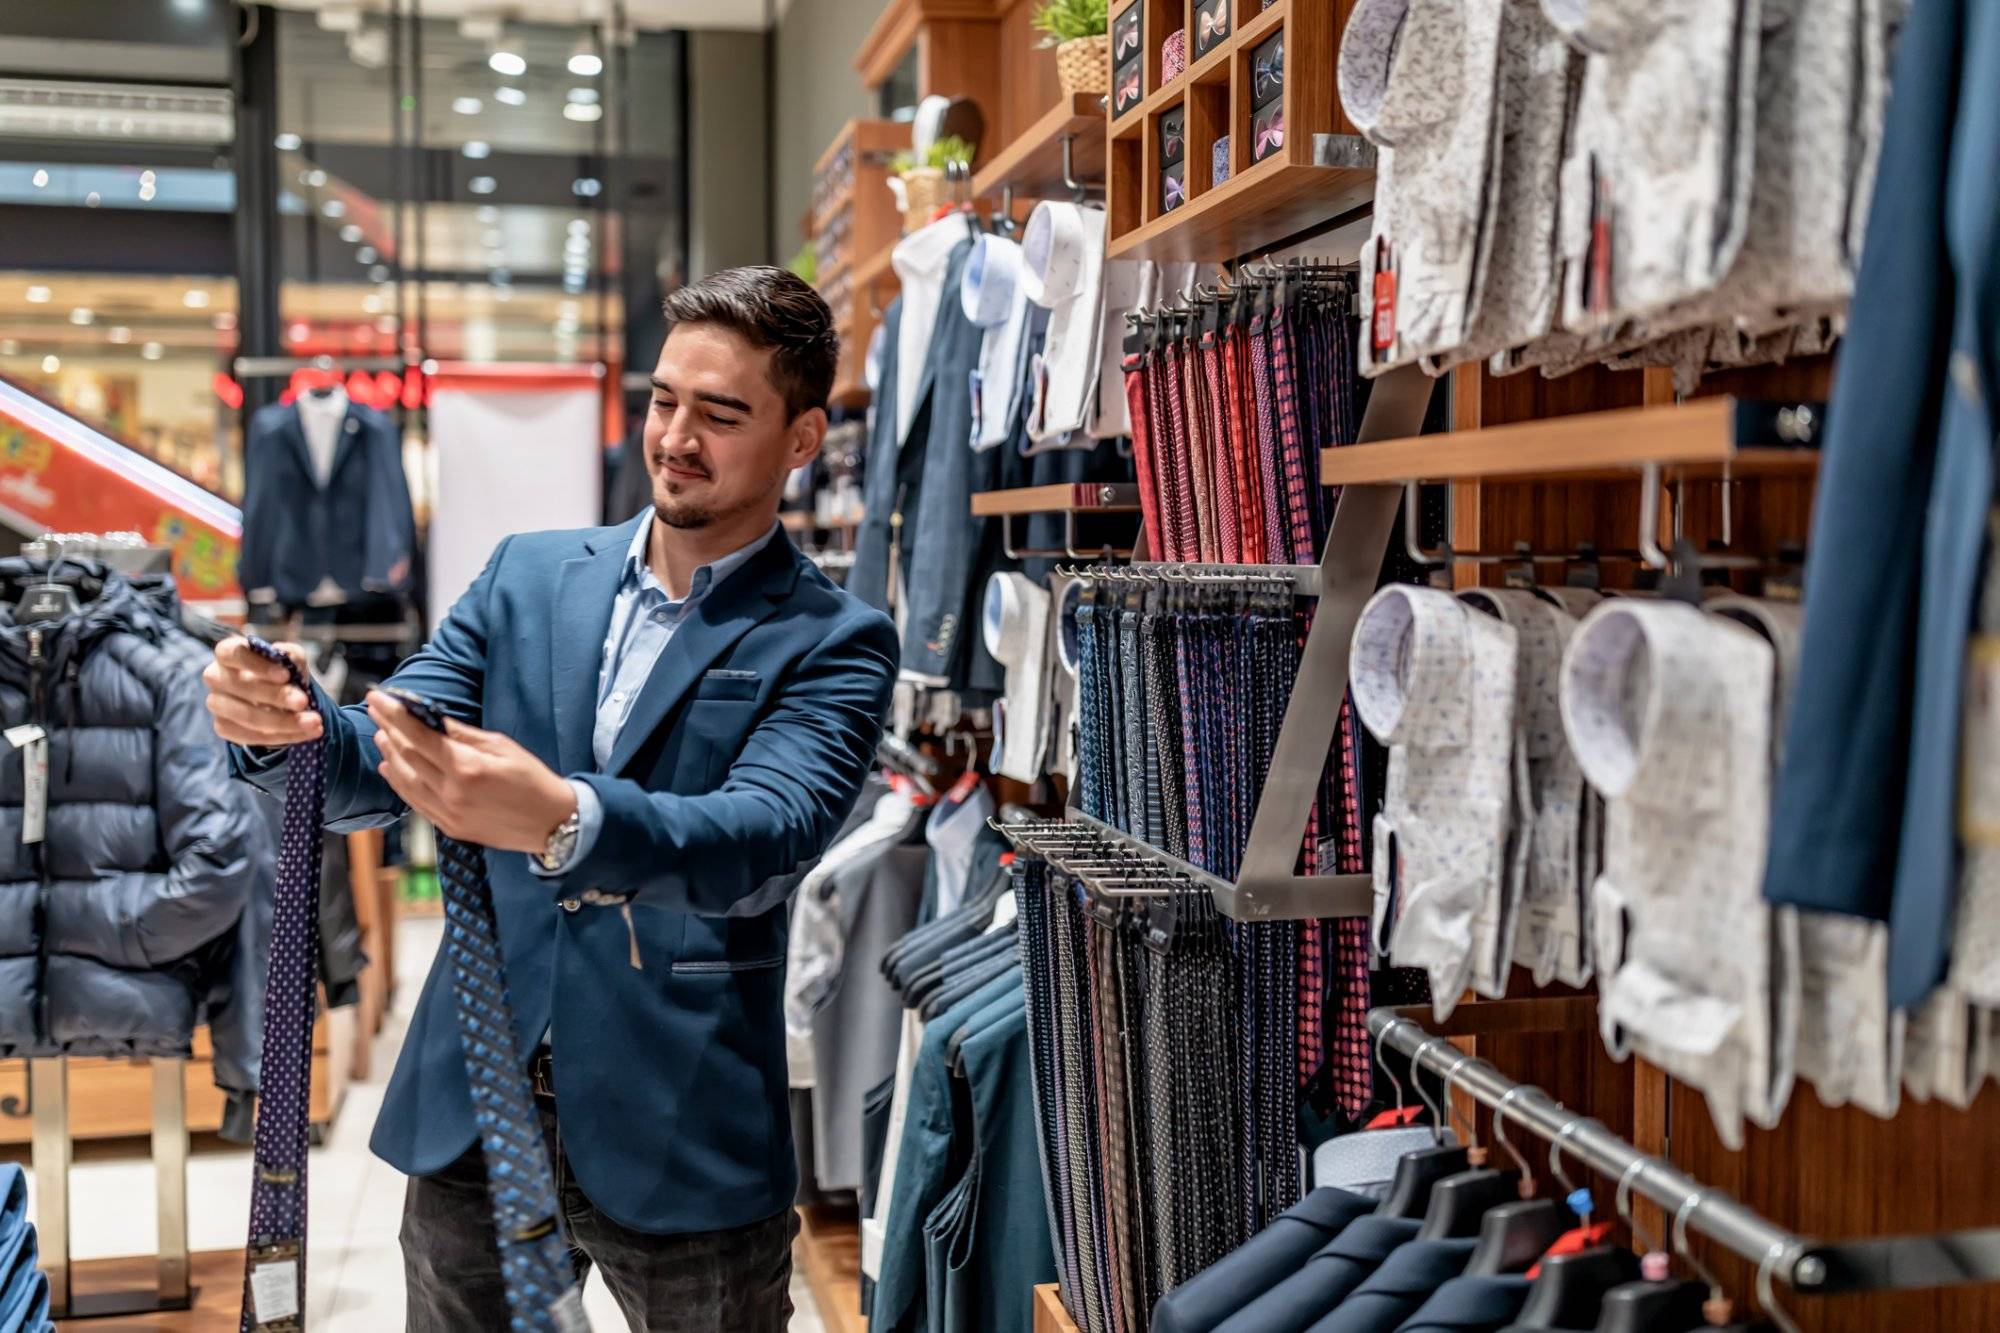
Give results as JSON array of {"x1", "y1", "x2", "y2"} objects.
[{"x1": 401, "y1": 1107, "x2": 797, "y2": 1332}]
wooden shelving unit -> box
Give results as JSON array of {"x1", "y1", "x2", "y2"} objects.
[
  {"x1": 1317, "y1": 397, "x2": 1824, "y2": 484},
  {"x1": 971, "y1": 93, "x2": 1109, "y2": 204},
  {"x1": 1105, "y1": 0, "x2": 1373, "y2": 260},
  {"x1": 969, "y1": 482, "x2": 1141, "y2": 516},
  {"x1": 813, "y1": 119, "x2": 910, "y2": 409},
  {"x1": 1033, "y1": 1283, "x2": 1080, "y2": 1333}
]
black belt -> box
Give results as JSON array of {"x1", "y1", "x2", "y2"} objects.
[{"x1": 530, "y1": 1047, "x2": 556, "y2": 1101}]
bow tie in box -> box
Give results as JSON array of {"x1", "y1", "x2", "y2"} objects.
[
  {"x1": 1252, "y1": 100, "x2": 1285, "y2": 164},
  {"x1": 1161, "y1": 158, "x2": 1187, "y2": 215},
  {"x1": 1112, "y1": 1, "x2": 1142, "y2": 65},
  {"x1": 1158, "y1": 104, "x2": 1186, "y2": 167},
  {"x1": 1250, "y1": 27, "x2": 1284, "y2": 111},
  {"x1": 1114, "y1": 53, "x2": 1144, "y2": 118},
  {"x1": 1195, "y1": 0, "x2": 1231, "y2": 58}
]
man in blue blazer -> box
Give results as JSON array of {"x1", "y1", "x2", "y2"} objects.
[{"x1": 204, "y1": 267, "x2": 899, "y2": 1330}]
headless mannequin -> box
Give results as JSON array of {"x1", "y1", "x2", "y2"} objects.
[{"x1": 296, "y1": 382, "x2": 349, "y2": 489}]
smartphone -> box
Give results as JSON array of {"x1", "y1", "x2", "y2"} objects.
[{"x1": 379, "y1": 686, "x2": 451, "y2": 734}]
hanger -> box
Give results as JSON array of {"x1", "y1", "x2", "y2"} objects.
[
  {"x1": 1418, "y1": 1052, "x2": 1528, "y2": 1240},
  {"x1": 1591, "y1": 1159, "x2": 1708, "y2": 1333},
  {"x1": 1464, "y1": 1087, "x2": 1570, "y2": 1276},
  {"x1": 1375, "y1": 1036, "x2": 1472, "y2": 1219},
  {"x1": 1511, "y1": 1114, "x2": 1639, "y2": 1329},
  {"x1": 1671, "y1": 1191, "x2": 1737, "y2": 1327},
  {"x1": 15, "y1": 545, "x2": 83, "y2": 623}
]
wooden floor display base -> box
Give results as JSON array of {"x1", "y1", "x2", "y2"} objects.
[
  {"x1": 795, "y1": 1203, "x2": 867, "y2": 1333},
  {"x1": 55, "y1": 1248, "x2": 242, "y2": 1331},
  {"x1": 1033, "y1": 1282, "x2": 1079, "y2": 1333}
]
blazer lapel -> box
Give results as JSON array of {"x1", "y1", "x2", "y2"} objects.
[
  {"x1": 551, "y1": 516, "x2": 643, "y2": 775},
  {"x1": 280, "y1": 406, "x2": 318, "y2": 490},
  {"x1": 603, "y1": 530, "x2": 801, "y2": 777}
]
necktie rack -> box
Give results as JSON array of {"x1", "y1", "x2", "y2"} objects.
[{"x1": 1373, "y1": 1008, "x2": 2000, "y2": 1302}]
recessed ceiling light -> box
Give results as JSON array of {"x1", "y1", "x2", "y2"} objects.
[
  {"x1": 462, "y1": 140, "x2": 490, "y2": 160},
  {"x1": 488, "y1": 49, "x2": 526, "y2": 78},
  {"x1": 183, "y1": 289, "x2": 209, "y2": 308},
  {"x1": 468, "y1": 175, "x2": 497, "y2": 195},
  {"x1": 321, "y1": 199, "x2": 345, "y2": 218},
  {"x1": 107, "y1": 325, "x2": 131, "y2": 344},
  {"x1": 568, "y1": 49, "x2": 602, "y2": 77},
  {"x1": 562, "y1": 102, "x2": 603, "y2": 123},
  {"x1": 141, "y1": 341, "x2": 163, "y2": 360},
  {"x1": 340, "y1": 223, "x2": 363, "y2": 243},
  {"x1": 452, "y1": 96, "x2": 483, "y2": 116},
  {"x1": 137, "y1": 181, "x2": 156, "y2": 201},
  {"x1": 274, "y1": 132, "x2": 302, "y2": 151},
  {"x1": 304, "y1": 168, "x2": 327, "y2": 188},
  {"x1": 493, "y1": 85, "x2": 527, "y2": 107},
  {"x1": 140, "y1": 169, "x2": 156, "y2": 186},
  {"x1": 84, "y1": 191, "x2": 100, "y2": 207},
  {"x1": 567, "y1": 87, "x2": 599, "y2": 105},
  {"x1": 571, "y1": 177, "x2": 601, "y2": 197},
  {"x1": 369, "y1": 264, "x2": 389, "y2": 282},
  {"x1": 30, "y1": 168, "x2": 48, "y2": 188},
  {"x1": 356, "y1": 246, "x2": 377, "y2": 264},
  {"x1": 25, "y1": 286, "x2": 50, "y2": 303},
  {"x1": 69, "y1": 307, "x2": 92, "y2": 325},
  {"x1": 41, "y1": 355, "x2": 60, "y2": 374}
]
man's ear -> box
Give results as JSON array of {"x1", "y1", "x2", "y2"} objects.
[{"x1": 789, "y1": 406, "x2": 828, "y2": 468}]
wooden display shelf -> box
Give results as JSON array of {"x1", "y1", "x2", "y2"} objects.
[
  {"x1": 1316, "y1": 397, "x2": 1824, "y2": 485},
  {"x1": 972, "y1": 93, "x2": 1108, "y2": 202},
  {"x1": 1108, "y1": 152, "x2": 1372, "y2": 262},
  {"x1": 855, "y1": 238, "x2": 899, "y2": 298},
  {"x1": 1033, "y1": 1283, "x2": 1080, "y2": 1333},
  {"x1": 970, "y1": 482, "x2": 1141, "y2": 516},
  {"x1": 795, "y1": 1204, "x2": 867, "y2": 1333}
]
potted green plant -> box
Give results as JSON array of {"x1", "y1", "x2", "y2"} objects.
[
  {"x1": 890, "y1": 136, "x2": 977, "y2": 232},
  {"x1": 1034, "y1": 0, "x2": 1110, "y2": 99}
]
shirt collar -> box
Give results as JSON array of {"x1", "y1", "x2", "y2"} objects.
[{"x1": 621, "y1": 512, "x2": 778, "y2": 604}]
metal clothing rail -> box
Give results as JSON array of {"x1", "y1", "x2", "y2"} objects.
[
  {"x1": 1059, "y1": 560, "x2": 1324, "y2": 597},
  {"x1": 1371, "y1": 1009, "x2": 2000, "y2": 1299}
]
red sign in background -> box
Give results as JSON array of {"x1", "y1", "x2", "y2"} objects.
[{"x1": 0, "y1": 380, "x2": 241, "y2": 599}]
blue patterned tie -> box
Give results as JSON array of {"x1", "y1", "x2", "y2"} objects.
[{"x1": 240, "y1": 638, "x2": 325, "y2": 1332}]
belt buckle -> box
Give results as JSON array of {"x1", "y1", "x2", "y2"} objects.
[{"x1": 532, "y1": 1052, "x2": 556, "y2": 1099}]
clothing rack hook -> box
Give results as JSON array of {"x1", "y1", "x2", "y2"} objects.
[
  {"x1": 1616, "y1": 1157, "x2": 1665, "y2": 1259},
  {"x1": 1672, "y1": 1189, "x2": 1731, "y2": 1313},
  {"x1": 1548, "y1": 1117, "x2": 1588, "y2": 1197},
  {"x1": 1491, "y1": 1086, "x2": 1536, "y2": 1192},
  {"x1": 1375, "y1": 1017, "x2": 1411, "y2": 1116},
  {"x1": 1413, "y1": 1036, "x2": 1452, "y2": 1144},
  {"x1": 1757, "y1": 1240, "x2": 1804, "y2": 1333},
  {"x1": 1638, "y1": 462, "x2": 1670, "y2": 569},
  {"x1": 1441, "y1": 1050, "x2": 1475, "y2": 1152}
]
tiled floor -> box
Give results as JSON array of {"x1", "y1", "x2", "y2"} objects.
[{"x1": 39, "y1": 915, "x2": 827, "y2": 1331}]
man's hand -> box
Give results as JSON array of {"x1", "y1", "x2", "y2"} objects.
[
  {"x1": 202, "y1": 637, "x2": 323, "y2": 747},
  {"x1": 366, "y1": 690, "x2": 577, "y2": 854}
]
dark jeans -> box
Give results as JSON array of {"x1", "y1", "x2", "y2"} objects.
[{"x1": 401, "y1": 1104, "x2": 797, "y2": 1332}]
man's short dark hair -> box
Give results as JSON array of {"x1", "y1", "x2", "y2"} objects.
[{"x1": 660, "y1": 266, "x2": 837, "y2": 419}]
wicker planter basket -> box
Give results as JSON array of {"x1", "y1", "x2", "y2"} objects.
[
  {"x1": 900, "y1": 166, "x2": 946, "y2": 232},
  {"x1": 1055, "y1": 34, "x2": 1111, "y2": 98}
]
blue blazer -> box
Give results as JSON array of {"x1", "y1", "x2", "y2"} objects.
[
  {"x1": 236, "y1": 517, "x2": 899, "y2": 1234},
  {"x1": 238, "y1": 399, "x2": 417, "y2": 606},
  {"x1": 1763, "y1": 0, "x2": 2000, "y2": 1007}
]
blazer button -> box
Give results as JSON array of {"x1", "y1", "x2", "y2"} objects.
[{"x1": 559, "y1": 898, "x2": 581, "y2": 913}]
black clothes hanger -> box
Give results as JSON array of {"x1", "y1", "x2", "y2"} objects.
[
  {"x1": 1464, "y1": 1086, "x2": 1570, "y2": 1275},
  {"x1": 1376, "y1": 1038, "x2": 1470, "y2": 1220},
  {"x1": 15, "y1": 555, "x2": 84, "y2": 623},
  {"x1": 1592, "y1": 1278, "x2": 1710, "y2": 1333},
  {"x1": 1511, "y1": 1247, "x2": 1643, "y2": 1329},
  {"x1": 1417, "y1": 1169, "x2": 1527, "y2": 1240}
]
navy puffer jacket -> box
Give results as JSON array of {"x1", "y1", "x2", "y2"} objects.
[{"x1": 0, "y1": 561, "x2": 254, "y2": 1062}]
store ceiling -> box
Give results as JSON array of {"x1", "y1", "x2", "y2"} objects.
[{"x1": 263, "y1": 1, "x2": 770, "y2": 33}]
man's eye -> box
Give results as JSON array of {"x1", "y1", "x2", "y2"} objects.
[
  {"x1": 653, "y1": 397, "x2": 674, "y2": 411},
  {"x1": 708, "y1": 413, "x2": 739, "y2": 427}
]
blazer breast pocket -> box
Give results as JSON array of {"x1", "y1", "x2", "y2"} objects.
[{"x1": 694, "y1": 669, "x2": 761, "y2": 702}]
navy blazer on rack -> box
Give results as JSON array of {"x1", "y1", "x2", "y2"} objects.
[
  {"x1": 238, "y1": 398, "x2": 417, "y2": 607},
  {"x1": 235, "y1": 518, "x2": 899, "y2": 1234}
]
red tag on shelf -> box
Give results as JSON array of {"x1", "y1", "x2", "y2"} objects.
[
  {"x1": 1371, "y1": 250, "x2": 1397, "y2": 354},
  {"x1": 1363, "y1": 1105, "x2": 1424, "y2": 1130}
]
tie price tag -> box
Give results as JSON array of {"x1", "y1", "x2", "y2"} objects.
[
  {"x1": 6, "y1": 725, "x2": 47, "y2": 846},
  {"x1": 249, "y1": 1255, "x2": 301, "y2": 1327}
]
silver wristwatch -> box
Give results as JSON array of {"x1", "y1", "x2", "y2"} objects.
[{"x1": 535, "y1": 809, "x2": 582, "y2": 873}]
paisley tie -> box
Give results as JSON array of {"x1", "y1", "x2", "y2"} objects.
[{"x1": 239, "y1": 637, "x2": 325, "y2": 1333}]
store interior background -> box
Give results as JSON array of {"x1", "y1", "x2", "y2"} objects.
[{"x1": 0, "y1": 0, "x2": 909, "y2": 1327}]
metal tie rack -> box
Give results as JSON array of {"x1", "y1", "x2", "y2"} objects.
[{"x1": 1372, "y1": 1009, "x2": 2000, "y2": 1300}]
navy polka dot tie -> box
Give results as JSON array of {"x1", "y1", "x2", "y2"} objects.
[{"x1": 239, "y1": 638, "x2": 326, "y2": 1332}]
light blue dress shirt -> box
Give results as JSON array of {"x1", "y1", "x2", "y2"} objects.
[{"x1": 530, "y1": 514, "x2": 777, "y2": 876}]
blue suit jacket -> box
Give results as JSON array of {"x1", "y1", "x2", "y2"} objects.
[
  {"x1": 236, "y1": 517, "x2": 899, "y2": 1233},
  {"x1": 1764, "y1": 0, "x2": 2000, "y2": 1006}
]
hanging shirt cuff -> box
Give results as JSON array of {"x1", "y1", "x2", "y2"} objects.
[{"x1": 528, "y1": 778, "x2": 604, "y2": 878}]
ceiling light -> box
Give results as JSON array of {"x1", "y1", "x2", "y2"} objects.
[
  {"x1": 462, "y1": 139, "x2": 490, "y2": 160},
  {"x1": 0, "y1": 340, "x2": 15, "y2": 355},
  {"x1": 571, "y1": 177, "x2": 601, "y2": 197},
  {"x1": 566, "y1": 218, "x2": 589, "y2": 236},
  {"x1": 30, "y1": 168, "x2": 47, "y2": 188},
  {"x1": 141, "y1": 341, "x2": 163, "y2": 360},
  {"x1": 452, "y1": 96, "x2": 483, "y2": 116},
  {"x1": 567, "y1": 41, "x2": 602, "y2": 77},
  {"x1": 340, "y1": 223, "x2": 363, "y2": 242},
  {"x1": 304, "y1": 168, "x2": 327, "y2": 187},
  {"x1": 69, "y1": 307, "x2": 92, "y2": 325},
  {"x1": 488, "y1": 49, "x2": 526, "y2": 78},
  {"x1": 468, "y1": 175, "x2": 497, "y2": 195},
  {"x1": 564, "y1": 234, "x2": 589, "y2": 253},
  {"x1": 84, "y1": 191, "x2": 100, "y2": 207},
  {"x1": 274, "y1": 132, "x2": 301, "y2": 151},
  {"x1": 25, "y1": 285, "x2": 49, "y2": 303},
  {"x1": 493, "y1": 85, "x2": 527, "y2": 107},
  {"x1": 562, "y1": 102, "x2": 603, "y2": 123},
  {"x1": 107, "y1": 325, "x2": 131, "y2": 344},
  {"x1": 137, "y1": 181, "x2": 156, "y2": 201},
  {"x1": 139, "y1": 169, "x2": 155, "y2": 186},
  {"x1": 362, "y1": 295, "x2": 382, "y2": 314},
  {"x1": 369, "y1": 264, "x2": 389, "y2": 282},
  {"x1": 356, "y1": 245, "x2": 377, "y2": 263},
  {"x1": 476, "y1": 205, "x2": 499, "y2": 223},
  {"x1": 288, "y1": 321, "x2": 310, "y2": 343},
  {"x1": 40, "y1": 354, "x2": 60, "y2": 373},
  {"x1": 321, "y1": 199, "x2": 345, "y2": 218},
  {"x1": 567, "y1": 87, "x2": 599, "y2": 105},
  {"x1": 183, "y1": 288, "x2": 209, "y2": 308}
]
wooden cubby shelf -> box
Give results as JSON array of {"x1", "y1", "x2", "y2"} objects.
[
  {"x1": 973, "y1": 93, "x2": 1109, "y2": 202},
  {"x1": 969, "y1": 482, "x2": 1141, "y2": 516},
  {"x1": 1316, "y1": 397, "x2": 1825, "y2": 485}
]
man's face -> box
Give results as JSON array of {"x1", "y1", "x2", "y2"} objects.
[{"x1": 644, "y1": 322, "x2": 824, "y2": 530}]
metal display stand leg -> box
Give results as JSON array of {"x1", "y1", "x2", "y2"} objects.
[{"x1": 33, "y1": 1055, "x2": 195, "y2": 1319}]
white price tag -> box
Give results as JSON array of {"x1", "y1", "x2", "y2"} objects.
[
  {"x1": 18, "y1": 735, "x2": 46, "y2": 846},
  {"x1": 250, "y1": 1258, "x2": 301, "y2": 1324}
]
